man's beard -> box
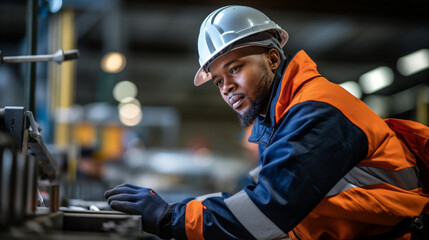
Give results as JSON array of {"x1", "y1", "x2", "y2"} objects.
[{"x1": 237, "y1": 71, "x2": 273, "y2": 127}]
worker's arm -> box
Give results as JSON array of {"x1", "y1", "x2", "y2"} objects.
[
  {"x1": 168, "y1": 101, "x2": 368, "y2": 239},
  {"x1": 243, "y1": 101, "x2": 369, "y2": 231},
  {"x1": 105, "y1": 101, "x2": 368, "y2": 240}
]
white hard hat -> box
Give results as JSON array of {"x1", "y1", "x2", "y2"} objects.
[{"x1": 194, "y1": 5, "x2": 289, "y2": 86}]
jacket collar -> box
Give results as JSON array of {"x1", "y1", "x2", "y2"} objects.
[
  {"x1": 257, "y1": 54, "x2": 289, "y2": 127},
  {"x1": 273, "y1": 50, "x2": 321, "y2": 123},
  {"x1": 249, "y1": 50, "x2": 321, "y2": 143}
]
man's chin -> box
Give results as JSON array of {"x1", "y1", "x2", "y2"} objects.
[
  {"x1": 234, "y1": 107, "x2": 248, "y2": 116},
  {"x1": 237, "y1": 110, "x2": 257, "y2": 127}
]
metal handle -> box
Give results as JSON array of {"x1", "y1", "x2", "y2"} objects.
[{"x1": 0, "y1": 49, "x2": 79, "y2": 65}]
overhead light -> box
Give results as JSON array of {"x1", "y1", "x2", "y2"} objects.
[
  {"x1": 397, "y1": 49, "x2": 429, "y2": 76},
  {"x1": 339, "y1": 81, "x2": 362, "y2": 99},
  {"x1": 113, "y1": 81, "x2": 138, "y2": 102},
  {"x1": 359, "y1": 66, "x2": 394, "y2": 94},
  {"x1": 101, "y1": 52, "x2": 127, "y2": 73}
]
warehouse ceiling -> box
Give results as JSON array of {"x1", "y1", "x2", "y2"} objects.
[{"x1": 1, "y1": 0, "x2": 429, "y2": 123}]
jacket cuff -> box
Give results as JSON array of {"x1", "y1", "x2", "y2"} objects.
[{"x1": 158, "y1": 203, "x2": 177, "y2": 239}]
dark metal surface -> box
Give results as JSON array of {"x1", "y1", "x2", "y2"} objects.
[
  {"x1": 24, "y1": 0, "x2": 38, "y2": 114},
  {"x1": 3, "y1": 106, "x2": 25, "y2": 150},
  {"x1": 23, "y1": 110, "x2": 58, "y2": 180},
  {"x1": 62, "y1": 210, "x2": 142, "y2": 234},
  {"x1": 1, "y1": 108, "x2": 59, "y2": 180}
]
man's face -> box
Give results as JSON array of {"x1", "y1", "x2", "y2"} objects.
[{"x1": 208, "y1": 46, "x2": 279, "y2": 127}]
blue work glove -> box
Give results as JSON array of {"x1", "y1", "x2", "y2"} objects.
[{"x1": 104, "y1": 183, "x2": 173, "y2": 238}]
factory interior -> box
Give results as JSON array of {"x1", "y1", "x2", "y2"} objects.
[{"x1": 1, "y1": 0, "x2": 429, "y2": 239}]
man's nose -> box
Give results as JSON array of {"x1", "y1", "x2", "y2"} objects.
[{"x1": 222, "y1": 77, "x2": 236, "y2": 95}]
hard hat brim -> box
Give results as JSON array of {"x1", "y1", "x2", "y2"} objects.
[{"x1": 194, "y1": 67, "x2": 212, "y2": 86}]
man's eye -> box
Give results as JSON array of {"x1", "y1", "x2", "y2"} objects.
[
  {"x1": 214, "y1": 79, "x2": 223, "y2": 87},
  {"x1": 230, "y1": 66, "x2": 239, "y2": 74}
]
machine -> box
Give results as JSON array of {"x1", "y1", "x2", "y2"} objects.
[{"x1": 0, "y1": 50, "x2": 147, "y2": 239}]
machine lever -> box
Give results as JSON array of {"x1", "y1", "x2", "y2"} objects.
[{"x1": 0, "y1": 49, "x2": 79, "y2": 65}]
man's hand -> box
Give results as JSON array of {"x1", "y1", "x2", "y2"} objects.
[{"x1": 104, "y1": 183, "x2": 171, "y2": 236}]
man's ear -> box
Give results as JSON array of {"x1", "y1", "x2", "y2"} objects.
[{"x1": 267, "y1": 48, "x2": 281, "y2": 72}]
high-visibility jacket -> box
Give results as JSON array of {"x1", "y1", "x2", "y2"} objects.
[{"x1": 169, "y1": 50, "x2": 429, "y2": 240}]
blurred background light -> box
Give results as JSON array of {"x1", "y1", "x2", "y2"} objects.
[
  {"x1": 113, "y1": 81, "x2": 138, "y2": 102},
  {"x1": 340, "y1": 81, "x2": 362, "y2": 99},
  {"x1": 193, "y1": 153, "x2": 214, "y2": 167},
  {"x1": 359, "y1": 66, "x2": 394, "y2": 94},
  {"x1": 55, "y1": 105, "x2": 83, "y2": 123},
  {"x1": 119, "y1": 110, "x2": 142, "y2": 126},
  {"x1": 48, "y1": 0, "x2": 62, "y2": 13},
  {"x1": 397, "y1": 49, "x2": 429, "y2": 76},
  {"x1": 101, "y1": 52, "x2": 127, "y2": 73},
  {"x1": 86, "y1": 102, "x2": 112, "y2": 123},
  {"x1": 119, "y1": 97, "x2": 141, "y2": 109},
  {"x1": 119, "y1": 102, "x2": 141, "y2": 119},
  {"x1": 118, "y1": 101, "x2": 143, "y2": 126}
]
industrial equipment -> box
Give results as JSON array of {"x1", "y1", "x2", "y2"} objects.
[{"x1": 0, "y1": 50, "x2": 145, "y2": 239}]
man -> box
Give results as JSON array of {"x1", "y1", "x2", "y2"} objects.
[{"x1": 105, "y1": 5, "x2": 429, "y2": 240}]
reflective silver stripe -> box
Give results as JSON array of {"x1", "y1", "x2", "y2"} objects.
[
  {"x1": 249, "y1": 165, "x2": 262, "y2": 184},
  {"x1": 327, "y1": 165, "x2": 420, "y2": 197},
  {"x1": 326, "y1": 178, "x2": 357, "y2": 197},
  {"x1": 224, "y1": 190, "x2": 287, "y2": 240},
  {"x1": 195, "y1": 192, "x2": 223, "y2": 201}
]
